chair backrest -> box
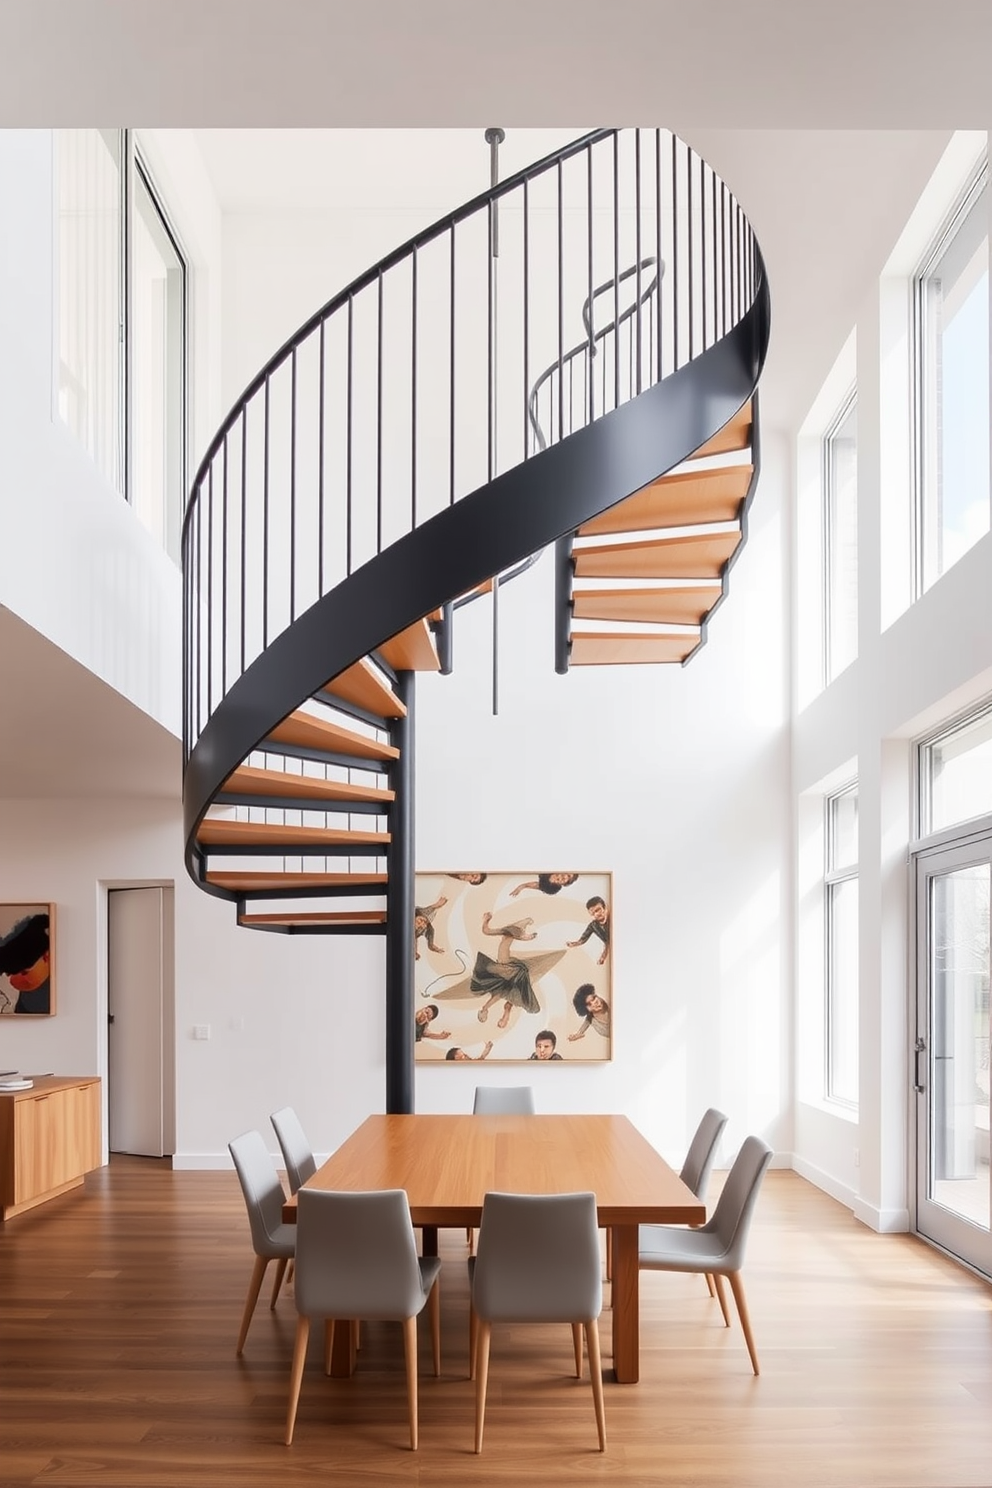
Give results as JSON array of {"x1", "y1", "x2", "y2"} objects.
[
  {"x1": 472, "y1": 1191, "x2": 602, "y2": 1323},
  {"x1": 270, "y1": 1105, "x2": 317, "y2": 1194},
  {"x1": 229, "y1": 1129, "x2": 288, "y2": 1255},
  {"x1": 708, "y1": 1134, "x2": 773, "y2": 1267},
  {"x1": 294, "y1": 1188, "x2": 425, "y2": 1320},
  {"x1": 679, "y1": 1107, "x2": 729, "y2": 1199},
  {"x1": 472, "y1": 1085, "x2": 536, "y2": 1115}
]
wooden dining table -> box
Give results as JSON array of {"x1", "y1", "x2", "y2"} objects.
[{"x1": 283, "y1": 1112, "x2": 704, "y2": 1383}]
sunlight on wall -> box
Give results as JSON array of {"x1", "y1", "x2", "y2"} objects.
[{"x1": 718, "y1": 869, "x2": 784, "y2": 1140}]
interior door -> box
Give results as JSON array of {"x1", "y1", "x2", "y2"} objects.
[
  {"x1": 108, "y1": 886, "x2": 164, "y2": 1157},
  {"x1": 914, "y1": 836, "x2": 992, "y2": 1276}
]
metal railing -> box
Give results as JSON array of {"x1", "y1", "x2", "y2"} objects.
[{"x1": 183, "y1": 128, "x2": 761, "y2": 765}]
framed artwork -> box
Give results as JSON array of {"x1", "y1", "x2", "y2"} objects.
[
  {"x1": 0, "y1": 904, "x2": 55, "y2": 1016},
  {"x1": 414, "y1": 872, "x2": 612, "y2": 1063}
]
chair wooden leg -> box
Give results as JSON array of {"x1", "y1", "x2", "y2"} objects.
[
  {"x1": 712, "y1": 1271, "x2": 732, "y2": 1328},
  {"x1": 727, "y1": 1270, "x2": 760, "y2": 1376},
  {"x1": 428, "y1": 1277, "x2": 441, "y2": 1377},
  {"x1": 286, "y1": 1259, "x2": 295, "y2": 1284},
  {"x1": 270, "y1": 1256, "x2": 289, "y2": 1308},
  {"x1": 467, "y1": 1226, "x2": 475, "y2": 1253},
  {"x1": 585, "y1": 1318, "x2": 607, "y2": 1452},
  {"x1": 469, "y1": 1302, "x2": 477, "y2": 1380},
  {"x1": 236, "y1": 1254, "x2": 268, "y2": 1355},
  {"x1": 704, "y1": 1271, "x2": 716, "y2": 1297},
  {"x1": 284, "y1": 1314, "x2": 310, "y2": 1445},
  {"x1": 350, "y1": 1318, "x2": 361, "y2": 1353},
  {"x1": 605, "y1": 1227, "x2": 613, "y2": 1281},
  {"x1": 324, "y1": 1318, "x2": 336, "y2": 1375},
  {"x1": 402, "y1": 1314, "x2": 419, "y2": 1450},
  {"x1": 571, "y1": 1321, "x2": 583, "y2": 1378},
  {"x1": 474, "y1": 1319, "x2": 492, "y2": 1453}
]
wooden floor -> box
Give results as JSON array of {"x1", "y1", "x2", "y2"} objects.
[{"x1": 1, "y1": 1158, "x2": 991, "y2": 1486}]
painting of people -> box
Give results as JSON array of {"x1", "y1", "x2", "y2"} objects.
[
  {"x1": 0, "y1": 904, "x2": 55, "y2": 1016},
  {"x1": 414, "y1": 872, "x2": 611, "y2": 1063}
]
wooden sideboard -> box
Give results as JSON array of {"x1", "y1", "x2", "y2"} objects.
[{"x1": 0, "y1": 1075, "x2": 102, "y2": 1220}]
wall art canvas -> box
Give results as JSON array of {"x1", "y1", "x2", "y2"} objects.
[
  {"x1": 414, "y1": 872, "x2": 612, "y2": 1063},
  {"x1": 0, "y1": 904, "x2": 55, "y2": 1016}
]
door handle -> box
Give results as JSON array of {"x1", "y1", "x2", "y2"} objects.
[{"x1": 913, "y1": 1036, "x2": 926, "y2": 1093}]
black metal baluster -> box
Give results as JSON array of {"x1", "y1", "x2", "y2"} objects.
[
  {"x1": 635, "y1": 128, "x2": 642, "y2": 394},
  {"x1": 377, "y1": 269, "x2": 384, "y2": 553},
  {"x1": 411, "y1": 246, "x2": 418, "y2": 527},
  {"x1": 347, "y1": 295, "x2": 354, "y2": 573},
  {"x1": 450, "y1": 225, "x2": 456, "y2": 505},
  {"x1": 655, "y1": 128, "x2": 662, "y2": 384},
  {"x1": 194, "y1": 489, "x2": 202, "y2": 741},
  {"x1": 290, "y1": 347, "x2": 297, "y2": 622},
  {"x1": 557, "y1": 159, "x2": 564, "y2": 445},
  {"x1": 240, "y1": 411, "x2": 247, "y2": 676},
  {"x1": 700, "y1": 157, "x2": 707, "y2": 355},
  {"x1": 221, "y1": 435, "x2": 228, "y2": 699},
  {"x1": 523, "y1": 180, "x2": 530, "y2": 456},
  {"x1": 587, "y1": 144, "x2": 594, "y2": 422},
  {"x1": 206, "y1": 465, "x2": 213, "y2": 715},
  {"x1": 318, "y1": 316, "x2": 325, "y2": 597},
  {"x1": 720, "y1": 181, "x2": 727, "y2": 340},
  {"x1": 711, "y1": 164, "x2": 718, "y2": 348},
  {"x1": 688, "y1": 143, "x2": 694, "y2": 362},
  {"x1": 613, "y1": 133, "x2": 620, "y2": 411},
  {"x1": 262, "y1": 374, "x2": 270, "y2": 649},
  {"x1": 488, "y1": 200, "x2": 495, "y2": 481},
  {"x1": 672, "y1": 133, "x2": 679, "y2": 370}
]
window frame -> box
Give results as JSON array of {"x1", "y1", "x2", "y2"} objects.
[
  {"x1": 824, "y1": 780, "x2": 859, "y2": 1109},
  {"x1": 917, "y1": 697, "x2": 992, "y2": 843},
  {"x1": 821, "y1": 384, "x2": 858, "y2": 684},
  {"x1": 911, "y1": 155, "x2": 989, "y2": 599}
]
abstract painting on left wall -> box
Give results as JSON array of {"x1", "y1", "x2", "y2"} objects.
[{"x1": 0, "y1": 904, "x2": 54, "y2": 1015}]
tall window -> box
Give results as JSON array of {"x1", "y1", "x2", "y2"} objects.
[
  {"x1": 826, "y1": 783, "x2": 859, "y2": 1106},
  {"x1": 56, "y1": 129, "x2": 124, "y2": 495},
  {"x1": 822, "y1": 389, "x2": 857, "y2": 680},
  {"x1": 919, "y1": 702, "x2": 992, "y2": 837},
  {"x1": 915, "y1": 166, "x2": 989, "y2": 593},
  {"x1": 56, "y1": 130, "x2": 187, "y2": 561}
]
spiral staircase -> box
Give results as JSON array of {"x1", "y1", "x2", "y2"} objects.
[{"x1": 182, "y1": 129, "x2": 770, "y2": 1108}]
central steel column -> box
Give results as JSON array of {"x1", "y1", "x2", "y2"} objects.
[{"x1": 385, "y1": 669, "x2": 415, "y2": 1113}]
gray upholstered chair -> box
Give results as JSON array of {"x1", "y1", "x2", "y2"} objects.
[
  {"x1": 467, "y1": 1085, "x2": 536, "y2": 1248},
  {"x1": 470, "y1": 1191, "x2": 606, "y2": 1454},
  {"x1": 680, "y1": 1106, "x2": 729, "y2": 1297},
  {"x1": 638, "y1": 1133, "x2": 773, "y2": 1374},
  {"x1": 681, "y1": 1107, "x2": 729, "y2": 1199},
  {"x1": 228, "y1": 1130, "x2": 297, "y2": 1354},
  {"x1": 472, "y1": 1084, "x2": 536, "y2": 1114},
  {"x1": 270, "y1": 1106, "x2": 317, "y2": 1194},
  {"x1": 284, "y1": 1188, "x2": 441, "y2": 1450}
]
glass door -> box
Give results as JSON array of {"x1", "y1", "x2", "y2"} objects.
[{"x1": 914, "y1": 835, "x2": 992, "y2": 1275}]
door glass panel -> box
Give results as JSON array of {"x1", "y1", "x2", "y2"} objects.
[{"x1": 929, "y1": 864, "x2": 991, "y2": 1229}]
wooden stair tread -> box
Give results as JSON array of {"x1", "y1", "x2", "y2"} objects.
[
  {"x1": 220, "y1": 765, "x2": 394, "y2": 805},
  {"x1": 689, "y1": 399, "x2": 752, "y2": 459},
  {"x1": 570, "y1": 632, "x2": 699, "y2": 665},
  {"x1": 572, "y1": 585, "x2": 720, "y2": 625},
  {"x1": 322, "y1": 657, "x2": 406, "y2": 719},
  {"x1": 206, "y1": 872, "x2": 388, "y2": 892},
  {"x1": 197, "y1": 820, "x2": 389, "y2": 849},
  {"x1": 238, "y1": 910, "x2": 387, "y2": 927},
  {"x1": 266, "y1": 711, "x2": 399, "y2": 762},
  {"x1": 573, "y1": 530, "x2": 741, "y2": 579},
  {"x1": 578, "y1": 465, "x2": 752, "y2": 537},
  {"x1": 378, "y1": 618, "x2": 440, "y2": 673}
]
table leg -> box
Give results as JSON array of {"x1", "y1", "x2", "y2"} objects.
[
  {"x1": 328, "y1": 1317, "x2": 358, "y2": 1377},
  {"x1": 610, "y1": 1224, "x2": 640, "y2": 1383},
  {"x1": 421, "y1": 1224, "x2": 439, "y2": 1257}
]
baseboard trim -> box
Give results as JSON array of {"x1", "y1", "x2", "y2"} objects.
[
  {"x1": 851, "y1": 1197, "x2": 910, "y2": 1233},
  {"x1": 790, "y1": 1152, "x2": 859, "y2": 1212}
]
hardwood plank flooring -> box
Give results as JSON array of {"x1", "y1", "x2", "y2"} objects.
[{"x1": 0, "y1": 1158, "x2": 990, "y2": 1485}]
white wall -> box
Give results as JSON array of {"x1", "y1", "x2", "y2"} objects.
[
  {"x1": 791, "y1": 129, "x2": 992, "y2": 1228},
  {"x1": 0, "y1": 131, "x2": 186, "y2": 735}
]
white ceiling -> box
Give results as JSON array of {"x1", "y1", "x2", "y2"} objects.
[{"x1": 1, "y1": 1, "x2": 990, "y2": 128}]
